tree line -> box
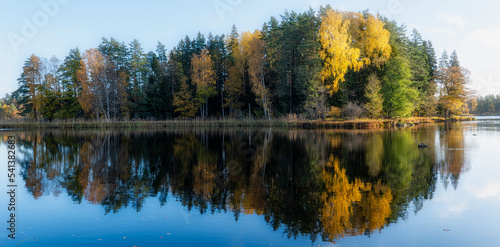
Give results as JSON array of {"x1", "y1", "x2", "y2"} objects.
[
  {"x1": 5, "y1": 6, "x2": 471, "y2": 121},
  {"x1": 468, "y1": 94, "x2": 500, "y2": 115}
]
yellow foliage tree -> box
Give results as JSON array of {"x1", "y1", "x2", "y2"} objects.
[
  {"x1": 191, "y1": 49, "x2": 216, "y2": 119},
  {"x1": 436, "y1": 66, "x2": 470, "y2": 117},
  {"x1": 319, "y1": 9, "x2": 391, "y2": 95},
  {"x1": 0, "y1": 104, "x2": 17, "y2": 120},
  {"x1": 319, "y1": 10, "x2": 362, "y2": 94},
  {"x1": 358, "y1": 13, "x2": 392, "y2": 67},
  {"x1": 241, "y1": 30, "x2": 271, "y2": 119}
]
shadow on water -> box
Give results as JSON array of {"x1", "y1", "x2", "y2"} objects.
[{"x1": 2, "y1": 124, "x2": 468, "y2": 243}]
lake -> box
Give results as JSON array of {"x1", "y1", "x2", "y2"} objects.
[{"x1": 1, "y1": 119, "x2": 500, "y2": 246}]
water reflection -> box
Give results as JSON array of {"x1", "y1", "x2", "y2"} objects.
[
  {"x1": 5, "y1": 125, "x2": 468, "y2": 242},
  {"x1": 436, "y1": 123, "x2": 470, "y2": 190},
  {"x1": 320, "y1": 156, "x2": 392, "y2": 240}
]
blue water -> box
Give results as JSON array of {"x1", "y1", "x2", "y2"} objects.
[{"x1": 1, "y1": 120, "x2": 500, "y2": 246}]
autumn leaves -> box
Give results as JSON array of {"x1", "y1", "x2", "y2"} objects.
[
  {"x1": 174, "y1": 9, "x2": 392, "y2": 119},
  {"x1": 174, "y1": 49, "x2": 217, "y2": 119},
  {"x1": 319, "y1": 9, "x2": 391, "y2": 95}
]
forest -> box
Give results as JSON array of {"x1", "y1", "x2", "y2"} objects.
[
  {"x1": 1, "y1": 6, "x2": 473, "y2": 121},
  {"x1": 468, "y1": 94, "x2": 500, "y2": 115}
]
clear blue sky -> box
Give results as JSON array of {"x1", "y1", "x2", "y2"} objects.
[{"x1": 1, "y1": 0, "x2": 499, "y2": 97}]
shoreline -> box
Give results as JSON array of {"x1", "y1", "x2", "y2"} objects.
[{"x1": 0, "y1": 117, "x2": 476, "y2": 130}]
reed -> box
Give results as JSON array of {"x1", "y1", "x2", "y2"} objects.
[
  {"x1": 0, "y1": 118, "x2": 292, "y2": 130},
  {"x1": 0, "y1": 116, "x2": 475, "y2": 130}
]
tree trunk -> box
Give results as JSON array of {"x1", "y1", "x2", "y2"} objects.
[
  {"x1": 221, "y1": 87, "x2": 224, "y2": 119},
  {"x1": 289, "y1": 73, "x2": 292, "y2": 115}
]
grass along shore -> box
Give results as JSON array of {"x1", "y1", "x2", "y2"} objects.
[{"x1": 0, "y1": 116, "x2": 476, "y2": 130}]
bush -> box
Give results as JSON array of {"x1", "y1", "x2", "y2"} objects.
[
  {"x1": 328, "y1": 106, "x2": 341, "y2": 118},
  {"x1": 342, "y1": 102, "x2": 365, "y2": 120}
]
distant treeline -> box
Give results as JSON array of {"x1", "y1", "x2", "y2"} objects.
[
  {"x1": 468, "y1": 94, "x2": 500, "y2": 115},
  {"x1": 2, "y1": 5, "x2": 471, "y2": 121}
]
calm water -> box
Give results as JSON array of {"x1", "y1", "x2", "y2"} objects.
[{"x1": 1, "y1": 120, "x2": 499, "y2": 246}]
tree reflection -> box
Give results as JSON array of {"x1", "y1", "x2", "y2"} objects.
[
  {"x1": 6, "y1": 125, "x2": 468, "y2": 243},
  {"x1": 436, "y1": 122, "x2": 470, "y2": 190},
  {"x1": 320, "y1": 156, "x2": 393, "y2": 240}
]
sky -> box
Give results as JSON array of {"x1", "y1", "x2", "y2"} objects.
[{"x1": 1, "y1": 0, "x2": 500, "y2": 97}]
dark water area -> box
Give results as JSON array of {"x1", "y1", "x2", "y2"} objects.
[{"x1": 1, "y1": 120, "x2": 499, "y2": 246}]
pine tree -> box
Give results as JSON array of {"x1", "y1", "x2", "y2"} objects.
[
  {"x1": 382, "y1": 55, "x2": 418, "y2": 118},
  {"x1": 39, "y1": 56, "x2": 61, "y2": 121},
  {"x1": 173, "y1": 79, "x2": 197, "y2": 119},
  {"x1": 156, "y1": 41, "x2": 168, "y2": 64},
  {"x1": 436, "y1": 51, "x2": 470, "y2": 117},
  {"x1": 364, "y1": 74, "x2": 383, "y2": 118},
  {"x1": 14, "y1": 55, "x2": 43, "y2": 120},
  {"x1": 207, "y1": 34, "x2": 228, "y2": 118},
  {"x1": 58, "y1": 48, "x2": 83, "y2": 118},
  {"x1": 261, "y1": 10, "x2": 324, "y2": 116},
  {"x1": 439, "y1": 50, "x2": 449, "y2": 68},
  {"x1": 146, "y1": 53, "x2": 171, "y2": 119},
  {"x1": 449, "y1": 50, "x2": 460, "y2": 68},
  {"x1": 128, "y1": 39, "x2": 148, "y2": 118}
]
